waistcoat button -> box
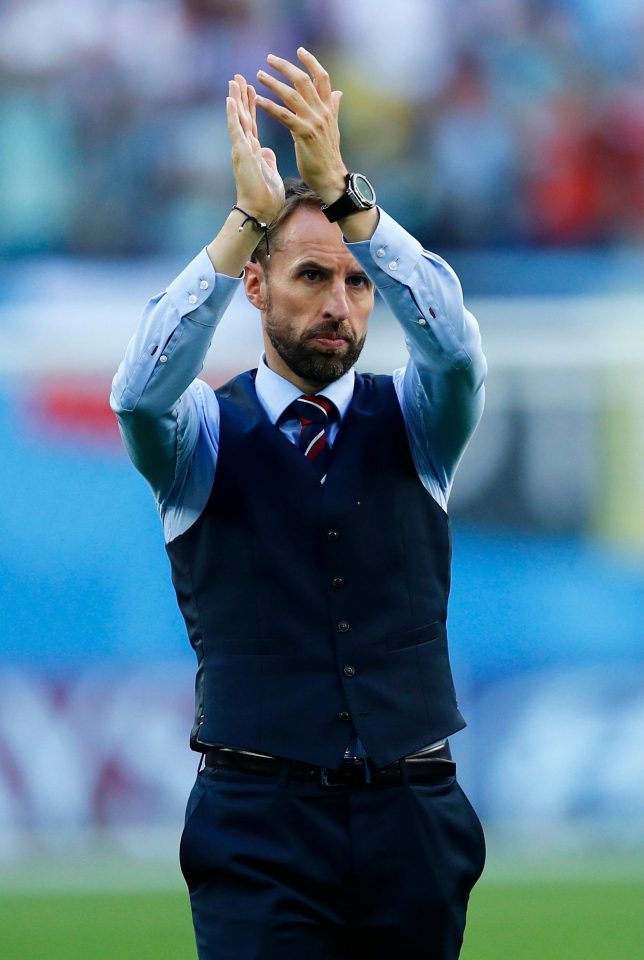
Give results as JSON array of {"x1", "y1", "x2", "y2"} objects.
[
  {"x1": 343, "y1": 664, "x2": 355, "y2": 677},
  {"x1": 327, "y1": 529, "x2": 339, "y2": 541},
  {"x1": 338, "y1": 710, "x2": 350, "y2": 721},
  {"x1": 338, "y1": 621, "x2": 350, "y2": 633},
  {"x1": 332, "y1": 576, "x2": 345, "y2": 588}
]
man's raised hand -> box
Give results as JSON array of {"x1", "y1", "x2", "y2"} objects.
[
  {"x1": 255, "y1": 49, "x2": 347, "y2": 206},
  {"x1": 226, "y1": 73, "x2": 284, "y2": 224},
  {"x1": 206, "y1": 74, "x2": 284, "y2": 277}
]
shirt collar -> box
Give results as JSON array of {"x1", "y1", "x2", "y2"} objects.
[{"x1": 255, "y1": 353, "x2": 356, "y2": 425}]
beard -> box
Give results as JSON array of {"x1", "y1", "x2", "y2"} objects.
[{"x1": 264, "y1": 294, "x2": 367, "y2": 388}]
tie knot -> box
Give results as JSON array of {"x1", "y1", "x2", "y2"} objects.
[{"x1": 291, "y1": 394, "x2": 337, "y2": 426}]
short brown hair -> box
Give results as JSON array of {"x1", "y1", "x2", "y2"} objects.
[{"x1": 251, "y1": 178, "x2": 324, "y2": 266}]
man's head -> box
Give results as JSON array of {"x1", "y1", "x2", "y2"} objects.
[{"x1": 244, "y1": 179, "x2": 375, "y2": 392}]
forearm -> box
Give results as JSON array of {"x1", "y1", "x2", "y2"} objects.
[
  {"x1": 111, "y1": 248, "x2": 240, "y2": 420},
  {"x1": 110, "y1": 249, "x2": 239, "y2": 499},
  {"x1": 348, "y1": 208, "x2": 487, "y2": 491},
  {"x1": 347, "y1": 208, "x2": 485, "y2": 373}
]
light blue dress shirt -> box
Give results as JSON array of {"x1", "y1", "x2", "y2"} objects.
[{"x1": 111, "y1": 207, "x2": 487, "y2": 547}]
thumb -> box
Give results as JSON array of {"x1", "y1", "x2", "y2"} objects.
[
  {"x1": 331, "y1": 89, "x2": 343, "y2": 117},
  {"x1": 260, "y1": 146, "x2": 278, "y2": 171}
]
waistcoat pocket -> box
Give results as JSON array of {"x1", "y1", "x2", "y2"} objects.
[{"x1": 385, "y1": 620, "x2": 439, "y2": 651}]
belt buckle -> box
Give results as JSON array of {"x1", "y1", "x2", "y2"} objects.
[
  {"x1": 320, "y1": 758, "x2": 371, "y2": 787},
  {"x1": 320, "y1": 767, "x2": 342, "y2": 787}
]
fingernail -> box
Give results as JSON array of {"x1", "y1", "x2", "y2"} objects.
[
  {"x1": 257, "y1": 70, "x2": 267, "y2": 77},
  {"x1": 299, "y1": 46, "x2": 309, "y2": 54},
  {"x1": 267, "y1": 53, "x2": 276, "y2": 61}
]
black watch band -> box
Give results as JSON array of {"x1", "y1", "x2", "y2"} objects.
[{"x1": 321, "y1": 173, "x2": 377, "y2": 223}]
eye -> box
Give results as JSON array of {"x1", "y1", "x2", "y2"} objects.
[
  {"x1": 347, "y1": 274, "x2": 369, "y2": 288},
  {"x1": 300, "y1": 269, "x2": 323, "y2": 282}
]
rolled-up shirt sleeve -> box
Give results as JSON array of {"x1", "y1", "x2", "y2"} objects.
[
  {"x1": 110, "y1": 247, "x2": 241, "y2": 504},
  {"x1": 346, "y1": 209, "x2": 487, "y2": 508}
]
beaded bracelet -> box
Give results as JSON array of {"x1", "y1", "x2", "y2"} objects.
[{"x1": 232, "y1": 204, "x2": 270, "y2": 259}]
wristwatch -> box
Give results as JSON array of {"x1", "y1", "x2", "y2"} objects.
[{"x1": 321, "y1": 173, "x2": 377, "y2": 223}]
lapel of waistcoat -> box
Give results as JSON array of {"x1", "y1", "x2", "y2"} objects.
[
  {"x1": 220, "y1": 370, "x2": 331, "y2": 494},
  {"x1": 218, "y1": 370, "x2": 374, "y2": 509}
]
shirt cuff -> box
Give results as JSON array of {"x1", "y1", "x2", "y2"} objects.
[
  {"x1": 344, "y1": 207, "x2": 424, "y2": 287},
  {"x1": 165, "y1": 247, "x2": 242, "y2": 326}
]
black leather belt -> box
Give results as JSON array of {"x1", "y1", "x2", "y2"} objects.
[{"x1": 203, "y1": 745, "x2": 455, "y2": 787}]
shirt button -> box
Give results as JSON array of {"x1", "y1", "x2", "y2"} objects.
[
  {"x1": 388, "y1": 261, "x2": 398, "y2": 270},
  {"x1": 417, "y1": 317, "x2": 427, "y2": 326},
  {"x1": 332, "y1": 576, "x2": 345, "y2": 589},
  {"x1": 343, "y1": 665, "x2": 356, "y2": 677},
  {"x1": 338, "y1": 710, "x2": 350, "y2": 721},
  {"x1": 338, "y1": 621, "x2": 350, "y2": 633},
  {"x1": 188, "y1": 294, "x2": 198, "y2": 304},
  {"x1": 159, "y1": 355, "x2": 168, "y2": 363},
  {"x1": 327, "y1": 529, "x2": 339, "y2": 541},
  {"x1": 376, "y1": 247, "x2": 386, "y2": 258},
  {"x1": 199, "y1": 279, "x2": 209, "y2": 290}
]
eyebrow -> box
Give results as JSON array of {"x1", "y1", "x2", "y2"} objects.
[{"x1": 293, "y1": 259, "x2": 372, "y2": 282}]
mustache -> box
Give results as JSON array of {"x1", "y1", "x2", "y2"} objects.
[{"x1": 305, "y1": 322, "x2": 355, "y2": 343}]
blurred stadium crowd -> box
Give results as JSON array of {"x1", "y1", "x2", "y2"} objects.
[{"x1": 1, "y1": 0, "x2": 643, "y2": 257}]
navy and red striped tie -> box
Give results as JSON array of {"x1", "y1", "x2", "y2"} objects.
[{"x1": 287, "y1": 394, "x2": 337, "y2": 481}]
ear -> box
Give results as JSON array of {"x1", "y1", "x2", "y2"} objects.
[{"x1": 243, "y1": 260, "x2": 267, "y2": 311}]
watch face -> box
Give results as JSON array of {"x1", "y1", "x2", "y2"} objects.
[{"x1": 353, "y1": 174, "x2": 376, "y2": 205}]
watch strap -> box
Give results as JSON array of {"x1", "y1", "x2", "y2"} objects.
[{"x1": 321, "y1": 174, "x2": 376, "y2": 223}]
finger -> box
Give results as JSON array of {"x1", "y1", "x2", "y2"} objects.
[
  {"x1": 226, "y1": 96, "x2": 251, "y2": 153},
  {"x1": 331, "y1": 89, "x2": 343, "y2": 118},
  {"x1": 234, "y1": 74, "x2": 251, "y2": 120},
  {"x1": 255, "y1": 93, "x2": 307, "y2": 134},
  {"x1": 230, "y1": 79, "x2": 252, "y2": 137},
  {"x1": 297, "y1": 46, "x2": 332, "y2": 100},
  {"x1": 265, "y1": 53, "x2": 320, "y2": 106},
  {"x1": 247, "y1": 83, "x2": 259, "y2": 140},
  {"x1": 233, "y1": 76, "x2": 253, "y2": 137},
  {"x1": 257, "y1": 69, "x2": 309, "y2": 115}
]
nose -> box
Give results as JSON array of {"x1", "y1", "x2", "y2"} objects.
[{"x1": 323, "y1": 280, "x2": 350, "y2": 321}]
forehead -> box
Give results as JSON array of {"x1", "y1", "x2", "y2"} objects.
[{"x1": 273, "y1": 206, "x2": 364, "y2": 271}]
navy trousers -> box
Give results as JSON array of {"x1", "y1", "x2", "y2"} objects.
[{"x1": 179, "y1": 763, "x2": 485, "y2": 960}]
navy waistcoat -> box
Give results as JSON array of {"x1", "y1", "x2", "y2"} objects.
[{"x1": 166, "y1": 370, "x2": 465, "y2": 768}]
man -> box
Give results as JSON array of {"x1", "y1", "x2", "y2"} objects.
[{"x1": 111, "y1": 49, "x2": 487, "y2": 960}]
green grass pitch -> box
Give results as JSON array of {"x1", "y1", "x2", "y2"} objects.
[{"x1": 0, "y1": 882, "x2": 641, "y2": 959}]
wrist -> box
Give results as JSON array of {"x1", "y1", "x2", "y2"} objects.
[
  {"x1": 231, "y1": 205, "x2": 267, "y2": 228},
  {"x1": 232, "y1": 203, "x2": 272, "y2": 227},
  {"x1": 230, "y1": 205, "x2": 271, "y2": 259},
  {"x1": 320, "y1": 173, "x2": 377, "y2": 224},
  {"x1": 315, "y1": 170, "x2": 349, "y2": 207}
]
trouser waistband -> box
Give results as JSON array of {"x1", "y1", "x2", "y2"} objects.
[{"x1": 203, "y1": 743, "x2": 455, "y2": 787}]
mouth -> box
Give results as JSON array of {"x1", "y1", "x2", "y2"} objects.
[{"x1": 313, "y1": 335, "x2": 349, "y2": 351}]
